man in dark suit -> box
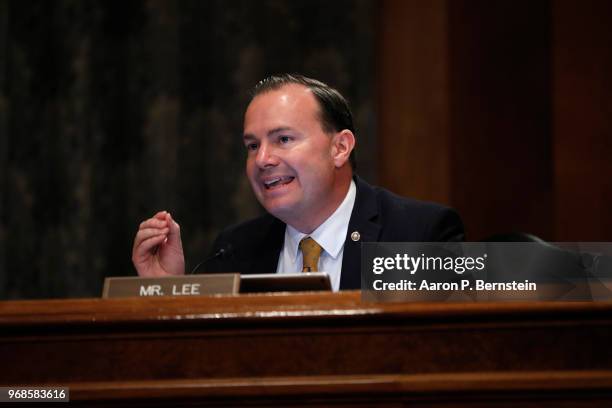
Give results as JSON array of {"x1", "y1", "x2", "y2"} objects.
[{"x1": 132, "y1": 74, "x2": 464, "y2": 290}]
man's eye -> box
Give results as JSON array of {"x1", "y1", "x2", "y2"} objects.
[
  {"x1": 246, "y1": 143, "x2": 258, "y2": 151},
  {"x1": 279, "y1": 136, "x2": 291, "y2": 144}
]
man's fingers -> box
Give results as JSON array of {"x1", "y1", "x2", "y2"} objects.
[
  {"x1": 137, "y1": 211, "x2": 169, "y2": 230},
  {"x1": 133, "y1": 234, "x2": 167, "y2": 259},
  {"x1": 165, "y1": 213, "x2": 183, "y2": 246},
  {"x1": 134, "y1": 227, "x2": 169, "y2": 248},
  {"x1": 139, "y1": 217, "x2": 168, "y2": 230},
  {"x1": 167, "y1": 213, "x2": 180, "y2": 235},
  {"x1": 154, "y1": 211, "x2": 168, "y2": 220}
]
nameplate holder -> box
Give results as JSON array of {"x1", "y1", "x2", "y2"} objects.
[{"x1": 102, "y1": 274, "x2": 240, "y2": 298}]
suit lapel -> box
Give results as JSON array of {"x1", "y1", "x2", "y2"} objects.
[
  {"x1": 340, "y1": 176, "x2": 381, "y2": 290},
  {"x1": 248, "y1": 216, "x2": 286, "y2": 274}
]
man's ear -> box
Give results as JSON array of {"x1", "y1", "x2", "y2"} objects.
[{"x1": 331, "y1": 129, "x2": 356, "y2": 168}]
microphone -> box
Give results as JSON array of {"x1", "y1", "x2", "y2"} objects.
[{"x1": 189, "y1": 244, "x2": 234, "y2": 275}]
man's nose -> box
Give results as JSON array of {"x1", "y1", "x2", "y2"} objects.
[{"x1": 255, "y1": 144, "x2": 279, "y2": 168}]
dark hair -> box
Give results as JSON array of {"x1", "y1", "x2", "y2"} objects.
[{"x1": 250, "y1": 74, "x2": 357, "y2": 169}]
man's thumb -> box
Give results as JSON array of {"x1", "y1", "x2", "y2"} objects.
[{"x1": 166, "y1": 213, "x2": 183, "y2": 247}]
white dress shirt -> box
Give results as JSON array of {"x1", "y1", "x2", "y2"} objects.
[{"x1": 275, "y1": 180, "x2": 357, "y2": 291}]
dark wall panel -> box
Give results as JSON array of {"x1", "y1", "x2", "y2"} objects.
[
  {"x1": 553, "y1": 0, "x2": 612, "y2": 241},
  {"x1": 448, "y1": 0, "x2": 554, "y2": 241},
  {"x1": 378, "y1": 0, "x2": 554, "y2": 241},
  {"x1": 378, "y1": 0, "x2": 451, "y2": 205}
]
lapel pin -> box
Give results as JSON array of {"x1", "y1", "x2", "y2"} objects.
[{"x1": 351, "y1": 231, "x2": 361, "y2": 242}]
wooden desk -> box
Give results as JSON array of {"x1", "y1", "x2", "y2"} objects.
[{"x1": 1, "y1": 292, "x2": 612, "y2": 406}]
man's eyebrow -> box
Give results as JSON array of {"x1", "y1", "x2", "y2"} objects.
[
  {"x1": 267, "y1": 126, "x2": 293, "y2": 135},
  {"x1": 243, "y1": 127, "x2": 296, "y2": 140}
]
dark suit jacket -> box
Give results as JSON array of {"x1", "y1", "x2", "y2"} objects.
[{"x1": 205, "y1": 176, "x2": 465, "y2": 290}]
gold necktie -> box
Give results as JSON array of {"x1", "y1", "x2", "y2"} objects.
[{"x1": 299, "y1": 237, "x2": 322, "y2": 272}]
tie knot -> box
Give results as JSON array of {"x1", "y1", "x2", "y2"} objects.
[{"x1": 299, "y1": 237, "x2": 322, "y2": 272}]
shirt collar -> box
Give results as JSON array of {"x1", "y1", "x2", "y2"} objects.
[{"x1": 285, "y1": 180, "x2": 357, "y2": 263}]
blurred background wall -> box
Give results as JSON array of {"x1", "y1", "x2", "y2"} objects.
[
  {"x1": 379, "y1": 0, "x2": 612, "y2": 245},
  {"x1": 0, "y1": 0, "x2": 610, "y2": 299}
]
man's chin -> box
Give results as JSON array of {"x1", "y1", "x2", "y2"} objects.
[{"x1": 262, "y1": 200, "x2": 301, "y2": 223}]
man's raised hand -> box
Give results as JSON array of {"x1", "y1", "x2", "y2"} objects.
[{"x1": 131, "y1": 211, "x2": 185, "y2": 277}]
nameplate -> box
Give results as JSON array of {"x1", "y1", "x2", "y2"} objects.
[{"x1": 102, "y1": 274, "x2": 239, "y2": 298}]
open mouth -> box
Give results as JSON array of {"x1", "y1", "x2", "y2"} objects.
[{"x1": 263, "y1": 176, "x2": 295, "y2": 190}]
